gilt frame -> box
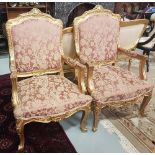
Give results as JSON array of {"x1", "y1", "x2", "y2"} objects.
[
  {"x1": 73, "y1": 5, "x2": 153, "y2": 132},
  {"x1": 73, "y1": 5, "x2": 121, "y2": 66},
  {"x1": 63, "y1": 26, "x2": 73, "y2": 33},
  {"x1": 6, "y1": 8, "x2": 64, "y2": 77},
  {"x1": 6, "y1": 8, "x2": 91, "y2": 151}
]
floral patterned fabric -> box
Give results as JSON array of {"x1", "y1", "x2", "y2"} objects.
[
  {"x1": 12, "y1": 19, "x2": 62, "y2": 72},
  {"x1": 76, "y1": 14, "x2": 120, "y2": 64},
  {"x1": 91, "y1": 65, "x2": 153, "y2": 104},
  {"x1": 14, "y1": 75, "x2": 92, "y2": 119}
]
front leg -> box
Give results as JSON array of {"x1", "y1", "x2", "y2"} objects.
[
  {"x1": 16, "y1": 120, "x2": 25, "y2": 152},
  {"x1": 140, "y1": 92, "x2": 152, "y2": 117},
  {"x1": 80, "y1": 106, "x2": 91, "y2": 132},
  {"x1": 92, "y1": 104, "x2": 102, "y2": 132}
]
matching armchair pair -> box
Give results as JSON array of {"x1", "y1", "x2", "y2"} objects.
[{"x1": 6, "y1": 5, "x2": 153, "y2": 151}]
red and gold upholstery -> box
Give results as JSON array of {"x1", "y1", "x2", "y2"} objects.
[
  {"x1": 15, "y1": 75, "x2": 91, "y2": 120},
  {"x1": 6, "y1": 8, "x2": 92, "y2": 151},
  {"x1": 91, "y1": 65, "x2": 153, "y2": 104},
  {"x1": 73, "y1": 5, "x2": 153, "y2": 132},
  {"x1": 76, "y1": 14, "x2": 119, "y2": 64},
  {"x1": 12, "y1": 19, "x2": 62, "y2": 72}
]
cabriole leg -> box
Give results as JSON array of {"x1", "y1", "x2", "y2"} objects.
[
  {"x1": 140, "y1": 93, "x2": 152, "y2": 116},
  {"x1": 16, "y1": 120, "x2": 25, "y2": 152},
  {"x1": 80, "y1": 106, "x2": 91, "y2": 132},
  {"x1": 92, "y1": 105, "x2": 101, "y2": 132}
]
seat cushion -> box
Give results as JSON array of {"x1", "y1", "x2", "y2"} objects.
[
  {"x1": 91, "y1": 65, "x2": 153, "y2": 104},
  {"x1": 14, "y1": 75, "x2": 92, "y2": 119}
]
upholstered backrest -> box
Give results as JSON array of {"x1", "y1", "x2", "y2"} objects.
[
  {"x1": 74, "y1": 5, "x2": 120, "y2": 65},
  {"x1": 6, "y1": 8, "x2": 63, "y2": 73},
  {"x1": 63, "y1": 27, "x2": 76, "y2": 59},
  {"x1": 119, "y1": 19, "x2": 148, "y2": 50}
]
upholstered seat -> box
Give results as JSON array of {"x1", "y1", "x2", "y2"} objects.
[
  {"x1": 14, "y1": 75, "x2": 92, "y2": 119},
  {"x1": 91, "y1": 65, "x2": 153, "y2": 104},
  {"x1": 73, "y1": 5, "x2": 153, "y2": 132},
  {"x1": 6, "y1": 9, "x2": 92, "y2": 151}
]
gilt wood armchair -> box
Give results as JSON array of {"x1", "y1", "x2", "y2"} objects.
[
  {"x1": 6, "y1": 8, "x2": 92, "y2": 151},
  {"x1": 73, "y1": 5, "x2": 154, "y2": 132},
  {"x1": 119, "y1": 19, "x2": 149, "y2": 71}
]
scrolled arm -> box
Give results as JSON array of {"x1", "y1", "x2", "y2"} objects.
[
  {"x1": 85, "y1": 62, "x2": 95, "y2": 94},
  {"x1": 118, "y1": 47, "x2": 147, "y2": 80},
  {"x1": 63, "y1": 56, "x2": 87, "y2": 93},
  {"x1": 10, "y1": 71, "x2": 19, "y2": 107},
  {"x1": 63, "y1": 56, "x2": 86, "y2": 69}
]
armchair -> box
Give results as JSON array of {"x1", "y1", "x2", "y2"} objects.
[
  {"x1": 73, "y1": 5, "x2": 153, "y2": 132},
  {"x1": 6, "y1": 8, "x2": 92, "y2": 151},
  {"x1": 119, "y1": 19, "x2": 149, "y2": 70}
]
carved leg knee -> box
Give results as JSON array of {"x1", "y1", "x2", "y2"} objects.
[
  {"x1": 140, "y1": 93, "x2": 152, "y2": 117},
  {"x1": 92, "y1": 106, "x2": 101, "y2": 132},
  {"x1": 16, "y1": 120, "x2": 25, "y2": 152},
  {"x1": 80, "y1": 106, "x2": 91, "y2": 132}
]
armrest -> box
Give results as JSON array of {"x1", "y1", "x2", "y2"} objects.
[
  {"x1": 10, "y1": 71, "x2": 19, "y2": 107},
  {"x1": 118, "y1": 47, "x2": 147, "y2": 80},
  {"x1": 63, "y1": 56, "x2": 87, "y2": 93},
  {"x1": 85, "y1": 62, "x2": 95, "y2": 94},
  {"x1": 63, "y1": 56, "x2": 86, "y2": 69}
]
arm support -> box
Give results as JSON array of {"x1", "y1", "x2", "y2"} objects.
[
  {"x1": 63, "y1": 56, "x2": 87, "y2": 93},
  {"x1": 86, "y1": 62, "x2": 95, "y2": 94},
  {"x1": 10, "y1": 71, "x2": 19, "y2": 107},
  {"x1": 118, "y1": 47, "x2": 147, "y2": 80}
]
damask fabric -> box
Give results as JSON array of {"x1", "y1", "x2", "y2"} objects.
[
  {"x1": 0, "y1": 74, "x2": 76, "y2": 152},
  {"x1": 12, "y1": 19, "x2": 62, "y2": 72},
  {"x1": 91, "y1": 65, "x2": 153, "y2": 104},
  {"x1": 77, "y1": 14, "x2": 119, "y2": 64},
  {"x1": 14, "y1": 75, "x2": 92, "y2": 120}
]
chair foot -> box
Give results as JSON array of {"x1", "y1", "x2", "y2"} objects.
[
  {"x1": 140, "y1": 93, "x2": 152, "y2": 117},
  {"x1": 80, "y1": 106, "x2": 91, "y2": 132},
  {"x1": 92, "y1": 127, "x2": 98, "y2": 132},
  {"x1": 16, "y1": 120, "x2": 25, "y2": 152},
  {"x1": 92, "y1": 106, "x2": 101, "y2": 132},
  {"x1": 18, "y1": 144, "x2": 24, "y2": 152}
]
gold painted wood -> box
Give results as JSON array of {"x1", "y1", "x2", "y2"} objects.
[
  {"x1": 63, "y1": 56, "x2": 87, "y2": 93},
  {"x1": 73, "y1": 5, "x2": 121, "y2": 66},
  {"x1": 73, "y1": 5, "x2": 153, "y2": 132},
  {"x1": 118, "y1": 47, "x2": 147, "y2": 80},
  {"x1": 63, "y1": 26, "x2": 73, "y2": 33},
  {"x1": 6, "y1": 8, "x2": 64, "y2": 77},
  {"x1": 6, "y1": 8, "x2": 91, "y2": 151}
]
